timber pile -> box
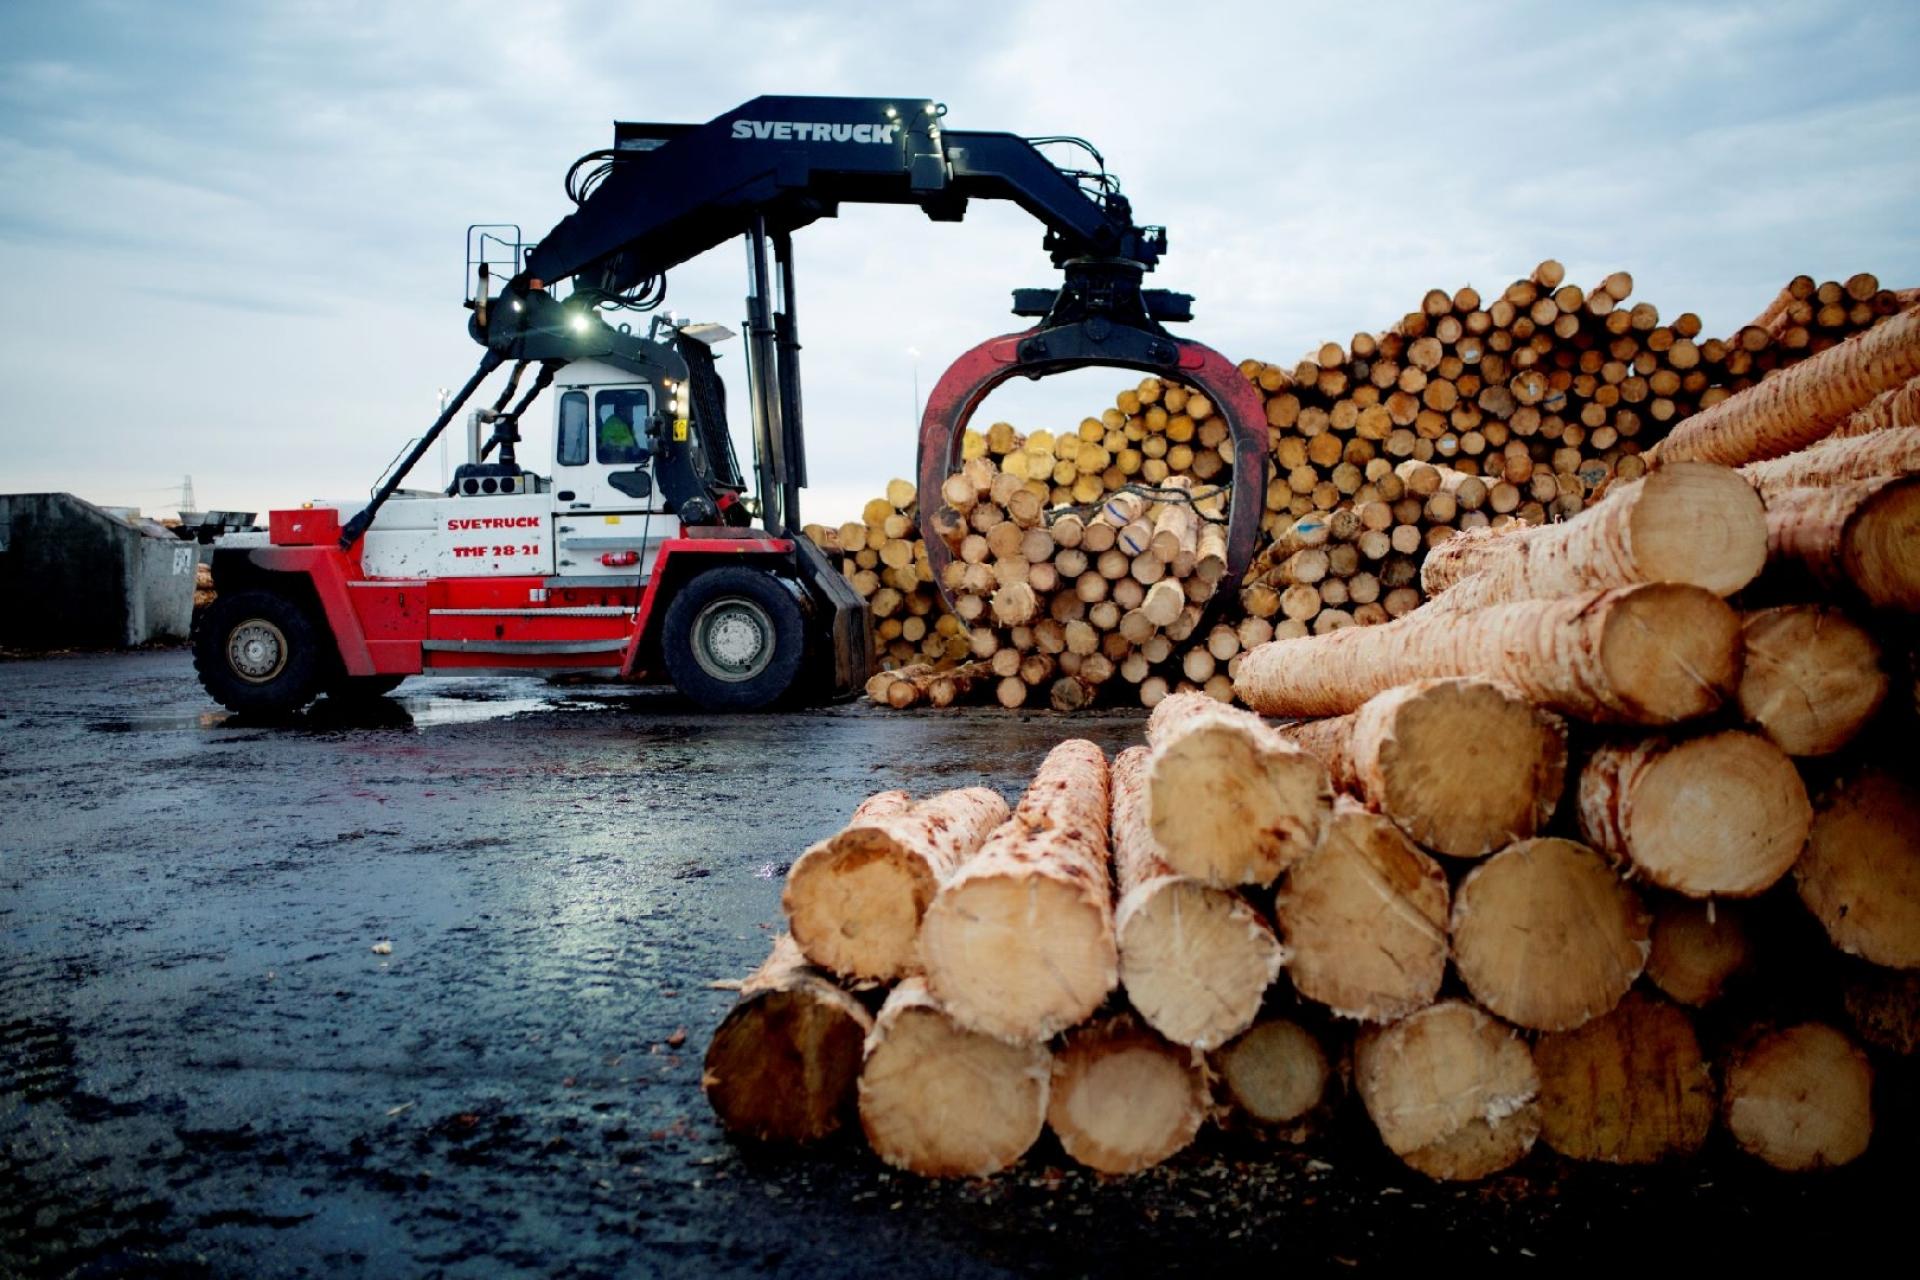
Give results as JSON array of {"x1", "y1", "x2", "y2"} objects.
[
  {"x1": 831, "y1": 264, "x2": 1912, "y2": 710},
  {"x1": 708, "y1": 303, "x2": 1917, "y2": 1183},
  {"x1": 803, "y1": 479, "x2": 967, "y2": 678}
]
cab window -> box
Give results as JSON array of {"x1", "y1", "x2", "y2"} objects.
[
  {"x1": 557, "y1": 391, "x2": 590, "y2": 466},
  {"x1": 595, "y1": 388, "x2": 652, "y2": 464}
]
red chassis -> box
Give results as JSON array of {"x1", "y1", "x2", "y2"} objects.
[{"x1": 245, "y1": 511, "x2": 793, "y2": 681}]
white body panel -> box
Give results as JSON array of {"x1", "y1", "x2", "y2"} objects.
[{"x1": 331, "y1": 494, "x2": 557, "y2": 579}]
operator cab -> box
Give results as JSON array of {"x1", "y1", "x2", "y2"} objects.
[{"x1": 544, "y1": 360, "x2": 671, "y2": 580}]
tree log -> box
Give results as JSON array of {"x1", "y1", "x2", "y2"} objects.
[
  {"x1": 703, "y1": 935, "x2": 872, "y2": 1142},
  {"x1": 1657, "y1": 306, "x2": 1920, "y2": 465},
  {"x1": 1737, "y1": 606, "x2": 1887, "y2": 756},
  {"x1": 1760, "y1": 476, "x2": 1920, "y2": 611},
  {"x1": 1533, "y1": 992, "x2": 1714, "y2": 1164},
  {"x1": 1795, "y1": 769, "x2": 1920, "y2": 968},
  {"x1": 783, "y1": 788, "x2": 1011, "y2": 981},
  {"x1": 1420, "y1": 462, "x2": 1765, "y2": 607},
  {"x1": 1235, "y1": 585, "x2": 1741, "y2": 725},
  {"x1": 1450, "y1": 838, "x2": 1647, "y2": 1032},
  {"x1": 1046, "y1": 1015, "x2": 1208, "y2": 1175},
  {"x1": 1739, "y1": 425, "x2": 1920, "y2": 499},
  {"x1": 1210, "y1": 1018, "x2": 1332, "y2": 1136},
  {"x1": 1722, "y1": 1024, "x2": 1873, "y2": 1171},
  {"x1": 1646, "y1": 896, "x2": 1752, "y2": 1006},
  {"x1": 1355, "y1": 1000, "x2": 1540, "y2": 1182},
  {"x1": 1110, "y1": 747, "x2": 1282, "y2": 1049},
  {"x1": 1276, "y1": 677, "x2": 1567, "y2": 858},
  {"x1": 1276, "y1": 801, "x2": 1449, "y2": 1022},
  {"x1": 920, "y1": 740, "x2": 1117, "y2": 1040},
  {"x1": 1578, "y1": 730, "x2": 1811, "y2": 897},
  {"x1": 857, "y1": 978, "x2": 1051, "y2": 1177},
  {"x1": 1142, "y1": 692, "x2": 1332, "y2": 886}
]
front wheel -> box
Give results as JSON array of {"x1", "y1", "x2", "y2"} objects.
[
  {"x1": 660, "y1": 567, "x2": 806, "y2": 712},
  {"x1": 193, "y1": 588, "x2": 330, "y2": 715}
]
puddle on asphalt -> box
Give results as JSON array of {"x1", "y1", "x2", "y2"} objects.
[{"x1": 88, "y1": 694, "x2": 564, "y2": 735}]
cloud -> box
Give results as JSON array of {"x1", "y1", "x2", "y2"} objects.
[{"x1": 1, "y1": 0, "x2": 1916, "y2": 520}]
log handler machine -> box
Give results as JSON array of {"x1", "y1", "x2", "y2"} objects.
[{"x1": 194, "y1": 96, "x2": 1269, "y2": 714}]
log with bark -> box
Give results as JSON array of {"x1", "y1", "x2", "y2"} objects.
[
  {"x1": 1722, "y1": 1023, "x2": 1874, "y2": 1171},
  {"x1": 857, "y1": 978, "x2": 1052, "y2": 1177},
  {"x1": 1046, "y1": 1015, "x2": 1209, "y2": 1174},
  {"x1": 1759, "y1": 476, "x2": 1920, "y2": 612},
  {"x1": 1142, "y1": 691, "x2": 1332, "y2": 886},
  {"x1": 1577, "y1": 730, "x2": 1812, "y2": 897},
  {"x1": 919, "y1": 739, "x2": 1118, "y2": 1040},
  {"x1": 1275, "y1": 801, "x2": 1450, "y2": 1022},
  {"x1": 1533, "y1": 992, "x2": 1715, "y2": 1164},
  {"x1": 1109, "y1": 746, "x2": 1283, "y2": 1049},
  {"x1": 1235, "y1": 585, "x2": 1742, "y2": 725},
  {"x1": 1739, "y1": 425, "x2": 1920, "y2": 498},
  {"x1": 1657, "y1": 305, "x2": 1920, "y2": 465},
  {"x1": 1794, "y1": 768, "x2": 1920, "y2": 969},
  {"x1": 783, "y1": 787, "x2": 1010, "y2": 981},
  {"x1": 1276, "y1": 677, "x2": 1566, "y2": 858},
  {"x1": 1449, "y1": 837, "x2": 1649, "y2": 1032},
  {"x1": 702, "y1": 935, "x2": 874, "y2": 1143},
  {"x1": 1420, "y1": 462, "x2": 1766, "y2": 608},
  {"x1": 1354, "y1": 1000, "x2": 1541, "y2": 1182}
]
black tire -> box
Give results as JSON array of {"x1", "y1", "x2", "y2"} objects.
[
  {"x1": 193, "y1": 588, "x2": 330, "y2": 715},
  {"x1": 660, "y1": 567, "x2": 806, "y2": 712},
  {"x1": 328, "y1": 674, "x2": 406, "y2": 701}
]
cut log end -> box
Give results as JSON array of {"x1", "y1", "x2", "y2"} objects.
[
  {"x1": 1211, "y1": 1018, "x2": 1331, "y2": 1130},
  {"x1": 1646, "y1": 896, "x2": 1752, "y2": 1006},
  {"x1": 1145, "y1": 697, "x2": 1332, "y2": 887},
  {"x1": 1047, "y1": 1017, "x2": 1208, "y2": 1175},
  {"x1": 1580, "y1": 730, "x2": 1811, "y2": 898},
  {"x1": 1723, "y1": 1023, "x2": 1873, "y2": 1172},
  {"x1": 1278, "y1": 805, "x2": 1450, "y2": 1023},
  {"x1": 921, "y1": 870, "x2": 1117, "y2": 1041},
  {"x1": 858, "y1": 980, "x2": 1051, "y2": 1177},
  {"x1": 1795, "y1": 769, "x2": 1920, "y2": 969},
  {"x1": 1738, "y1": 607, "x2": 1887, "y2": 757},
  {"x1": 784, "y1": 832, "x2": 936, "y2": 982},
  {"x1": 1356, "y1": 1000, "x2": 1540, "y2": 1182},
  {"x1": 1626, "y1": 462, "x2": 1769, "y2": 594},
  {"x1": 1597, "y1": 584, "x2": 1744, "y2": 723},
  {"x1": 1535, "y1": 992, "x2": 1714, "y2": 1164},
  {"x1": 1844, "y1": 476, "x2": 1920, "y2": 610},
  {"x1": 1369, "y1": 678, "x2": 1568, "y2": 858},
  {"x1": 1118, "y1": 876, "x2": 1282, "y2": 1049},
  {"x1": 1451, "y1": 838, "x2": 1648, "y2": 1032},
  {"x1": 703, "y1": 938, "x2": 872, "y2": 1143}
]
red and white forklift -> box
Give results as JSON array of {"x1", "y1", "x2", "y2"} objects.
[{"x1": 194, "y1": 95, "x2": 1269, "y2": 714}]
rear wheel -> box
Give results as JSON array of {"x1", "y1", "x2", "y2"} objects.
[
  {"x1": 193, "y1": 588, "x2": 330, "y2": 715},
  {"x1": 661, "y1": 567, "x2": 806, "y2": 711}
]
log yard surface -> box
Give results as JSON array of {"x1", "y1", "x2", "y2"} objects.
[{"x1": 1, "y1": 651, "x2": 1909, "y2": 1276}]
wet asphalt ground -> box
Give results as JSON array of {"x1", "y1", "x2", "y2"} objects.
[{"x1": 1, "y1": 650, "x2": 1910, "y2": 1277}]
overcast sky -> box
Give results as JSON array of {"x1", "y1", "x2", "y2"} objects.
[{"x1": 3, "y1": 1, "x2": 1916, "y2": 524}]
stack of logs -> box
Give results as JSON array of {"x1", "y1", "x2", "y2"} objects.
[
  {"x1": 870, "y1": 391, "x2": 1242, "y2": 710},
  {"x1": 840, "y1": 266, "x2": 1912, "y2": 709},
  {"x1": 705, "y1": 302, "x2": 1918, "y2": 1183}
]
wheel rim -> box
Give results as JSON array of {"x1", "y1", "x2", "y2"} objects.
[
  {"x1": 227, "y1": 618, "x2": 289, "y2": 683},
  {"x1": 691, "y1": 597, "x2": 775, "y2": 683}
]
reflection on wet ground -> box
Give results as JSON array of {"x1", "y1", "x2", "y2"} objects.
[{"x1": 0, "y1": 650, "x2": 1908, "y2": 1276}]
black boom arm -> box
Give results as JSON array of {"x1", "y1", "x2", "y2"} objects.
[{"x1": 510, "y1": 95, "x2": 1167, "y2": 306}]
